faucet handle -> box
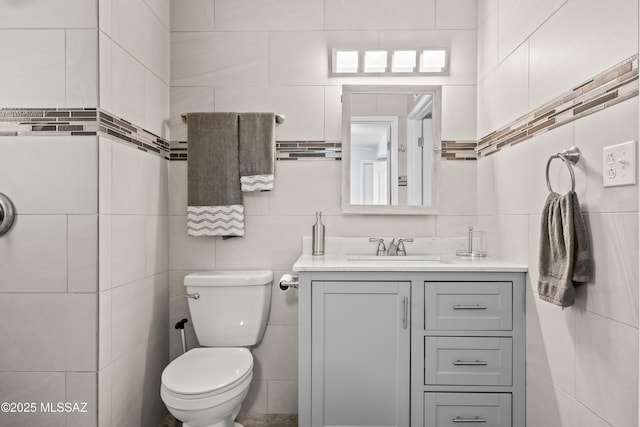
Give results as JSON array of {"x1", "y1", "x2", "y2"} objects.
[
  {"x1": 396, "y1": 238, "x2": 414, "y2": 256},
  {"x1": 369, "y1": 237, "x2": 386, "y2": 256}
]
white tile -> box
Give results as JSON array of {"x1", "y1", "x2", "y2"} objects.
[
  {"x1": 0, "y1": 215, "x2": 67, "y2": 293},
  {"x1": 0, "y1": 29, "x2": 65, "y2": 107},
  {"x1": 68, "y1": 214, "x2": 99, "y2": 293},
  {"x1": 252, "y1": 325, "x2": 298, "y2": 380},
  {"x1": 99, "y1": 32, "x2": 113, "y2": 111},
  {"x1": 146, "y1": 215, "x2": 169, "y2": 276},
  {"x1": 111, "y1": 44, "x2": 146, "y2": 130},
  {"x1": 575, "y1": 213, "x2": 639, "y2": 327},
  {"x1": 171, "y1": 0, "x2": 214, "y2": 31},
  {"x1": 0, "y1": 293, "x2": 97, "y2": 371},
  {"x1": 325, "y1": 0, "x2": 436, "y2": 30},
  {"x1": 267, "y1": 380, "x2": 299, "y2": 414},
  {"x1": 98, "y1": 365, "x2": 113, "y2": 427},
  {"x1": 144, "y1": 0, "x2": 170, "y2": 30},
  {"x1": 215, "y1": 86, "x2": 325, "y2": 140},
  {"x1": 477, "y1": 6, "x2": 498, "y2": 80},
  {"x1": 476, "y1": 156, "x2": 498, "y2": 216},
  {"x1": 526, "y1": 291, "x2": 576, "y2": 395},
  {"x1": 215, "y1": 0, "x2": 323, "y2": 30},
  {"x1": 324, "y1": 85, "x2": 343, "y2": 141},
  {"x1": 66, "y1": 372, "x2": 98, "y2": 427},
  {"x1": 111, "y1": 342, "x2": 146, "y2": 427},
  {"x1": 111, "y1": 274, "x2": 169, "y2": 362},
  {"x1": 141, "y1": 329, "x2": 170, "y2": 426},
  {"x1": 441, "y1": 85, "x2": 477, "y2": 140},
  {"x1": 213, "y1": 216, "x2": 310, "y2": 272},
  {"x1": 241, "y1": 380, "x2": 268, "y2": 414},
  {"x1": 477, "y1": 0, "x2": 498, "y2": 25},
  {"x1": 575, "y1": 310, "x2": 638, "y2": 427},
  {"x1": 438, "y1": 160, "x2": 477, "y2": 215},
  {"x1": 268, "y1": 161, "x2": 342, "y2": 216},
  {"x1": 477, "y1": 41, "x2": 529, "y2": 137},
  {"x1": 529, "y1": 0, "x2": 637, "y2": 109},
  {"x1": 0, "y1": 0, "x2": 96, "y2": 28},
  {"x1": 0, "y1": 372, "x2": 66, "y2": 426},
  {"x1": 0, "y1": 137, "x2": 97, "y2": 214},
  {"x1": 171, "y1": 31, "x2": 268, "y2": 87},
  {"x1": 112, "y1": 0, "x2": 170, "y2": 82},
  {"x1": 498, "y1": 0, "x2": 566, "y2": 62},
  {"x1": 485, "y1": 214, "x2": 528, "y2": 263},
  {"x1": 99, "y1": 0, "x2": 112, "y2": 35},
  {"x1": 111, "y1": 215, "x2": 146, "y2": 287},
  {"x1": 572, "y1": 98, "x2": 638, "y2": 214},
  {"x1": 99, "y1": 214, "x2": 113, "y2": 291},
  {"x1": 527, "y1": 214, "x2": 542, "y2": 293},
  {"x1": 168, "y1": 161, "x2": 188, "y2": 216},
  {"x1": 66, "y1": 29, "x2": 99, "y2": 107},
  {"x1": 325, "y1": 214, "x2": 437, "y2": 240},
  {"x1": 436, "y1": 0, "x2": 477, "y2": 29},
  {"x1": 169, "y1": 216, "x2": 217, "y2": 270},
  {"x1": 99, "y1": 290, "x2": 112, "y2": 370},
  {"x1": 526, "y1": 368, "x2": 612, "y2": 427},
  {"x1": 434, "y1": 215, "x2": 478, "y2": 238},
  {"x1": 99, "y1": 136, "x2": 113, "y2": 214},
  {"x1": 169, "y1": 86, "x2": 215, "y2": 141},
  {"x1": 145, "y1": 70, "x2": 170, "y2": 138}
]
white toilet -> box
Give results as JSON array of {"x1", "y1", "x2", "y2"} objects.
[{"x1": 161, "y1": 270, "x2": 273, "y2": 427}]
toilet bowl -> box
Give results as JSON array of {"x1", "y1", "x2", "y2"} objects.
[{"x1": 161, "y1": 347, "x2": 253, "y2": 427}]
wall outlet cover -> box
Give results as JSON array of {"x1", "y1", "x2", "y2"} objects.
[{"x1": 603, "y1": 140, "x2": 636, "y2": 187}]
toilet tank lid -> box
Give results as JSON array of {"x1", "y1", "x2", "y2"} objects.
[{"x1": 184, "y1": 270, "x2": 273, "y2": 287}]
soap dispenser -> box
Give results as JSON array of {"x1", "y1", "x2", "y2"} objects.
[{"x1": 312, "y1": 211, "x2": 325, "y2": 256}]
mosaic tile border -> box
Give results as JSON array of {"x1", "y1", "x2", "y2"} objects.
[
  {"x1": 441, "y1": 140, "x2": 477, "y2": 160},
  {"x1": 477, "y1": 54, "x2": 639, "y2": 158},
  {"x1": 0, "y1": 108, "x2": 98, "y2": 136},
  {"x1": 169, "y1": 140, "x2": 344, "y2": 161},
  {"x1": 98, "y1": 109, "x2": 170, "y2": 158}
]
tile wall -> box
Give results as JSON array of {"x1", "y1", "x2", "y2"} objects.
[
  {"x1": 168, "y1": 0, "x2": 479, "y2": 414},
  {"x1": 477, "y1": 1, "x2": 639, "y2": 426}
]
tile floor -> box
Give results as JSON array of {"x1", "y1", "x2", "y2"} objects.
[{"x1": 161, "y1": 413, "x2": 298, "y2": 427}]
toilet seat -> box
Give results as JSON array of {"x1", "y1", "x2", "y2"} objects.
[{"x1": 162, "y1": 347, "x2": 253, "y2": 399}]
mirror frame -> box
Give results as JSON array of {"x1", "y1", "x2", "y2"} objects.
[{"x1": 341, "y1": 84, "x2": 442, "y2": 215}]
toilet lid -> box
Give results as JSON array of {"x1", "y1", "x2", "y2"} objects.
[{"x1": 162, "y1": 347, "x2": 253, "y2": 395}]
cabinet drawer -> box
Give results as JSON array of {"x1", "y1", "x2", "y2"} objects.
[
  {"x1": 424, "y1": 337, "x2": 512, "y2": 386},
  {"x1": 425, "y1": 282, "x2": 512, "y2": 330},
  {"x1": 424, "y1": 393, "x2": 511, "y2": 427}
]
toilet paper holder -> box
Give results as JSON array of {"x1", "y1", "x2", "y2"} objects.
[{"x1": 279, "y1": 274, "x2": 299, "y2": 292}]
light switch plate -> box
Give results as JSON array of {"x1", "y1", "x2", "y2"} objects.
[{"x1": 603, "y1": 141, "x2": 636, "y2": 187}]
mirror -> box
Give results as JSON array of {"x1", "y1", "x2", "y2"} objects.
[{"x1": 341, "y1": 85, "x2": 442, "y2": 214}]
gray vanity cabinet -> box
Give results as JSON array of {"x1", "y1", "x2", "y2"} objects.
[
  {"x1": 297, "y1": 270, "x2": 526, "y2": 427},
  {"x1": 310, "y1": 280, "x2": 411, "y2": 427}
]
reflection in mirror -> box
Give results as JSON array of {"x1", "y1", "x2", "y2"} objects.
[{"x1": 342, "y1": 85, "x2": 442, "y2": 215}]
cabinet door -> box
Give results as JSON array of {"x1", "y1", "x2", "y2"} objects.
[{"x1": 312, "y1": 281, "x2": 411, "y2": 427}]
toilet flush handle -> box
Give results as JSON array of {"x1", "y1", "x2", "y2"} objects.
[{"x1": 185, "y1": 292, "x2": 200, "y2": 300}]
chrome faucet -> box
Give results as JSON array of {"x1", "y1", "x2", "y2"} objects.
[
  {"x1": 387, "y1": 238, "x2": 414, "y2": 256},
  {"x1": 369, "y1": 238, "x2": 387, "y2": 256}
]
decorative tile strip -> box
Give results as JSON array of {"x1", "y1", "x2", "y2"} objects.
[
  {"x1": 98, "y1": 109, "x2": 170, "y2": 159},
  {"x1": 477, "y1": 54, "x2": 639, "y2": 158},
  {"x1": 0, "y1": 108, "x2": 98, "y2": 136},
  {"x1": 275, "y1": 141, "x2": 342, "y2": 160},
  {"x1": 441, "y1": 140, "x2": 477, "y2": 160}
]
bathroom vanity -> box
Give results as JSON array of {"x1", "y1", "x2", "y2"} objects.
[{"x1": 292, "y1": 238, "x2": 527, "y2": 427}]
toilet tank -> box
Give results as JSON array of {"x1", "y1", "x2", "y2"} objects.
[{"x1": 184, "y1": 270, "x2": 272, "y2": 347}]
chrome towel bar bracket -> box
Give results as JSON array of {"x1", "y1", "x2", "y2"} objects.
[
  {"x1": 0, "y1": 192, "x2": 16, "y2": 237},
  {"x1": 546, "y1": 146, "x2": 581, "y2": 193}
]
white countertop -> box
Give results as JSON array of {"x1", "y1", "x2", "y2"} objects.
[{"x1": 292, "y1": 253, "x2": 528, "y2": 272}]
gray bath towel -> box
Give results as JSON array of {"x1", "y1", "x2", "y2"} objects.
[
  {"x1": 538, "y1": 191, "x2": 592, "y2": 307},
  {"x1": 238, "y1": 112, "x2": 275, "y2": 192},
  {"x1": 187, "y1": 112, "x2": 244, "y2": 237}
]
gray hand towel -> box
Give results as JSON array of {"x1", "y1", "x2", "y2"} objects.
[
  {"x1": 538, "y1": 191, "x2": 592, "y2": 307},
  {"x1": 238, "y1": 112, "x2": 275, "y2": 192},
  {"x1": 186, "y1": 112, "x2": 244, "y2": 237}
]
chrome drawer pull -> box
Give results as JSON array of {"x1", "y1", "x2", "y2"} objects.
[
  {"x1": 452, "y1": 416, "x2": 487, "y2": 423},
  {"x1": 453, "y1": 360, "x2": 488, "y2": 366},
  {"x1": 453, "y1": 304, "x2": 488, "y2": 310}
]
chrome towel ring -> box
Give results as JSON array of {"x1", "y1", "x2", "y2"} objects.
[
  {"x1": 0, "y1": 192, "x2": 15, "y2": 236},
  {"x1": 545, "y1": 146, "x2": 581, "y2": 193}
]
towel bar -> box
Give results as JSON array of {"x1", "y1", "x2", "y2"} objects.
[
  {"x1": 546, "y1": 146, "x2": 581, "y2": 193},
  {"x1": 181, "y1": 113, "x2": 285, "y2": 124}
]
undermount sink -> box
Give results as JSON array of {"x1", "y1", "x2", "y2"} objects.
[{"x1": 346, "y1": 254, "x2": 445, "y2": 262}]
